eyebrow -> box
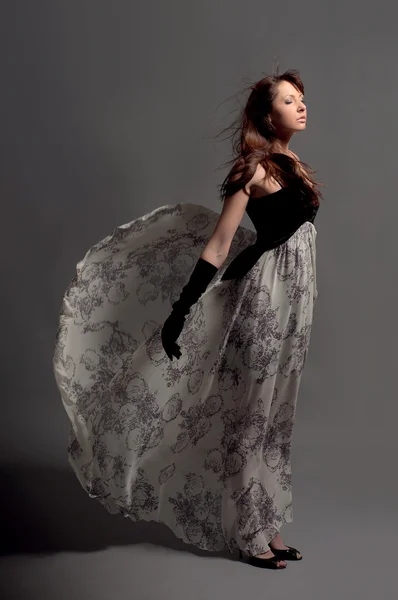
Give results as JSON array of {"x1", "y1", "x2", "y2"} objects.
[{"x1": 284, "y1": 93, "x2": 304, "y2": 98}]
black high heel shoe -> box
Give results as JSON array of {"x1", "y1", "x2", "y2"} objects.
[
  {"x1": 238, "y1": 549, "x2": 287, "y2": 570},
  {"x1": 268, "y1": 544, "x2": 303, "y2": 561}
]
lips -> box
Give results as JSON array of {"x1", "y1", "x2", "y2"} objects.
[{"x1": 297, "y1": 117, "x2": 306, "y2": 121}]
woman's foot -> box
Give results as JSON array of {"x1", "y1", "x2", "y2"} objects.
[
  {"x1": 240, "y1": 532, "x2": 301, "y2": 568},
  {"x1": 268, "y1": 532, "x2": 303, "y2": 560},
  {"x1": 252, "y1": 532, "x2": 299, "y2": 566},
  {"x1": 268, "y1": 533, "x2": 291, "y2": 552}
]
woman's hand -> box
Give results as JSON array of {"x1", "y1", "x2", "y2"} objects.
[{"x1": 161, "y1": 312, "x2": 185, "y2": 360}]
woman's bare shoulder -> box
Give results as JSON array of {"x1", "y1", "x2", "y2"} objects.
[{"x1": 247, "y1": 162, "x2": 282, "y2": 197}]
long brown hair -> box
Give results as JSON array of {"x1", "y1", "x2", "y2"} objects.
[{"x1": 215, "y1": 67, "x2": 326, "y2": 206}]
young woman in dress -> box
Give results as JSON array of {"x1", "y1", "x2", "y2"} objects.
[{"x1": 53, "y1": 68, "x2": 324, "y2": 571}]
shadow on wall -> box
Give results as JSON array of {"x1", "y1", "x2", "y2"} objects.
[{"x1": 0, "y1": 464, "x2": 228, "y2": 559}]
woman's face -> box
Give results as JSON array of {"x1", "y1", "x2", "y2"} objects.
[{"x1": 269, "y1": 81, "x2": 307, "y2": 134}]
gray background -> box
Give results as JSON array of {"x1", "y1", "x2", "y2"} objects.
[{"x1": 1, "y1": 0, "x2": 397, "y2": 598}]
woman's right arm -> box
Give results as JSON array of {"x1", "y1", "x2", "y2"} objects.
[
  {"x1": 200, "y1": 166, "x2": 261, "y2": 268},
  {"x1": 200, "y1": 187, "x2": 250, "y2": 267}
]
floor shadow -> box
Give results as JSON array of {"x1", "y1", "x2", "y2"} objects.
[{"x1": 0, "y1": 464, "x2": 229, "y2": 560}]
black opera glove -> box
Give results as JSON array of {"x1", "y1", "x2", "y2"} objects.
[
  {"x1": 161, "y1": 311, "x2": 186, "y2": 361},
  {"x1": 161, "y1": 257, "x2": 219, "y2": 360}
]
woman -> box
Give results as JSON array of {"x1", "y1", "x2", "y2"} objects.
[{"x1": 53, "y1": 67, "x2": 324, "y2": 571}]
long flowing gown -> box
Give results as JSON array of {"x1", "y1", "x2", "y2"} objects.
[{"x1": 53, "y1": 183, "x2": 319, "y2": 557}]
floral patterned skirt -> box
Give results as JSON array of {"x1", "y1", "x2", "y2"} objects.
[{"x1": 53, "y1": 202, "x2": 318, "y2": 556}]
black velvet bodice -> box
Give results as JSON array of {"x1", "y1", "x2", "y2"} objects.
[
  {"x1": 220, "y1": 185, "x2": 319, "y2": 281},
  {"x1": 246, "y1": 185, "x2": 319, "y2": 242}
]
